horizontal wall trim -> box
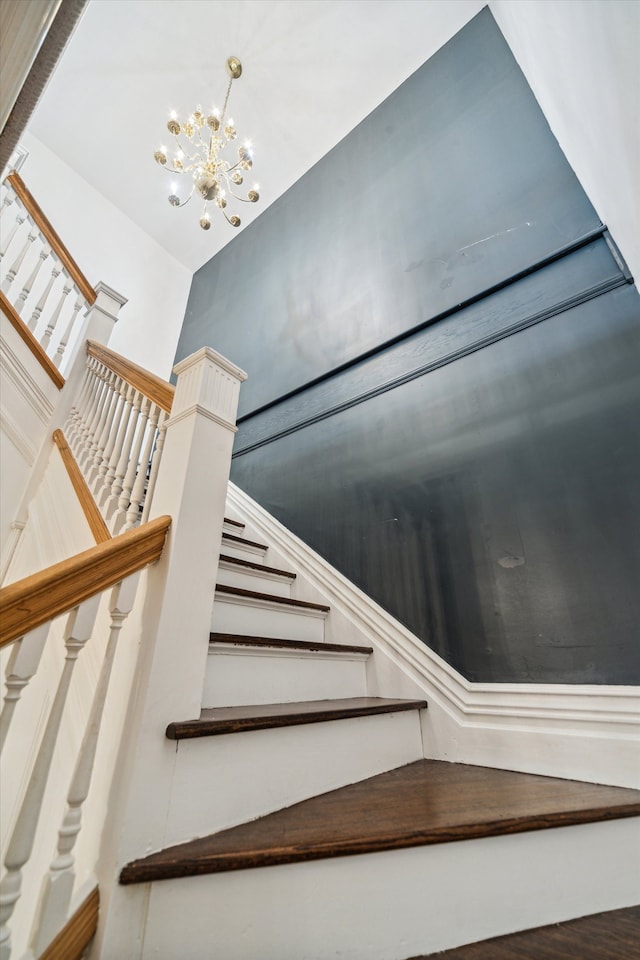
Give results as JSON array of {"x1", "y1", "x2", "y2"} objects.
[
  {"x1": 237, "y1": 224, "x2": 610, "y2": 429},
  {"x1": 234, "y1": 235, "x2": 628, "y2": 459}
]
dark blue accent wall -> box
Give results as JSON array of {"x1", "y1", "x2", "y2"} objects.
[{"x1": 176, "y1": 9, "x2": 640, "y2": 684}]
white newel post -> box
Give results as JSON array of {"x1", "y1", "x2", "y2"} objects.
[
  {"x1": 94, "y1": 347, "x2": 246, "y2": 957},
  {"x1": 0, "y1": 282, "x2": 127, "y2": 582}
]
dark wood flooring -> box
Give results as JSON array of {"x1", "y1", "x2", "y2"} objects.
[
  {"x1": 409, "y1": 904, "x2": 640, "y2": 959},
  {"x1": 120, "y1": 759, "x2": 640, "y2": 884}
]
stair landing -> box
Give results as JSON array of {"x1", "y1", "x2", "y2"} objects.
[{"x1": 120, "y1": 759, "x2": 640, "y2": 884}]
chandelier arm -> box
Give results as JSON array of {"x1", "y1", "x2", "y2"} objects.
[{"x1": 173, "y1": 136, "x2": 199, "y2": 162}]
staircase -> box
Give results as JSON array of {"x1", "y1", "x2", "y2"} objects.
[{"x1": 115, "y1": 513, "x2": 640, "y2": 960}]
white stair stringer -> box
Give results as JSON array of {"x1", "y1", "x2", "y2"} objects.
[
  {"x1": 138, "y1": 816, "x2": 640, "y2": 960},
  {"x1": 162, "y1": 707, "x2": 424, "y2": 845},
  {"x1": 203, "y1": 642, "x2": 369, "y2": 707},
  {"x1": 212, "y1": 589, "x2": 328, "y2": 642}
]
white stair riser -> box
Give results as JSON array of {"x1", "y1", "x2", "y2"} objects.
[
  {"x1": 203, "y1": 647, "x2": 368, "y2": 707},
  {"x1": 212, "y1": 596, "x2": 326, "y2": 642},
  {"x1": 163, "y1": 709, "x2": 424, "y2": 844},
  {"x1": 140, "y1": 817, "x2": 640, "y2": 960},
  {"x1": 223, "y1": 521, "x2": 245, "y2": 536},
  {"x1": 216, "y1": 564, "x2": 293, "y2": 598},
  {"x1": 220, "y1": 538, "x2": 267, "y2": 562}
]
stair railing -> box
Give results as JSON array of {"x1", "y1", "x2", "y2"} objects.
[
  {"x1": 0, "y1": 517, "x2": 171, "y2": 960},
  {"x1": 0, "y1": 173, "x2": 96, "y2": 375},
  {"x1": 61, "y1": 340, "x2": 175, "y2": 535}
]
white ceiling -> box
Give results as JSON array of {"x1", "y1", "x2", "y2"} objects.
[{"x1": 27, "y1": 0, "x2": 485, "y2": 273}]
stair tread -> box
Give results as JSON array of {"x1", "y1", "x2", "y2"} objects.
[
  {"x1": 209, "y1": 632, "x2": 373, "y2": 655},
  {"x1": 412, "y1": 904, "x2": 640, "y2": 959},
  {"x1": 223, "y1": 517, "x2": 245, "y2": 529},
  {"x1": 218, "y1": 554, "x2": 296, "y2": 579},
  {"x1": 120, "y1": 760, "x2": 640, "y2": 884},
  {"x1": 221, "y1": 532, "x2": 267, "y2": 550},
  {"x1": 166, "y1": 696, "x2": 426, "y2": 740},
  {"x1": 215, "y1": 583, "x2": 330, "y2": 611}
]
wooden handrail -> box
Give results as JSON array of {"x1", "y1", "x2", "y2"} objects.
[
  {"x1": 0, "y1": 515, "x2": 171, "y2": 648},
  {"x1": 6, "y1": 172, "x2": 96, "y2": 306},
  {"x1": 40, "y1": 886, "x2": 99, "y2": 960},
  {"x1": 87, "y1": 340, "x2": 175, "y2": 413},
  {"x1": 53, "y1": 429, "x2": 111, "y2": 543},
  {"x1": 0, "y1": 291, "x2": 65, "y2": 389}
]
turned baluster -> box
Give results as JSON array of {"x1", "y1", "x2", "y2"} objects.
[
  {"x1": 15, "y1": 242, "x2": 50, "y2": 316},
  {"x1": 1, "y1": 223, "x2": 37, "y2": 295},
  {"x1": 40, "y1": 275, "x2": 73, "y2": 352},
  {"x1": 93, "y1": 378, "x2": 130, "y2": 500},
  {"x1": 89, "y1": 375, "x2": 125, "y2": 492},
  {"x1": 68, "y1": 358, "x2": 102, "y2": 454},
  {"x1": 54, "y1": 289, "x2": 85, "y2": 369},
  {"x1": 0, "y1": 625, "x2": 49, "y2": 752},
  {"x1": 124, "y1": 403, "x2": 161, "y2": 530},
  {"x1": 28, "y1": 577, "x2": 139, "y2": 957},
  {"x1": 83, "y1": 371, "x2": 119, "y2": 481},
  {"x1": 78, "y1": 365, "x2": 113, "y2": 469},
  {"x1": 0, "y1": 596, "x2": 101, "y2": 960},
  {"x1": 29, "y1": 261, "x2": 61, "y2": 333},
  {"x1": 140, "y1": 409, "x2": 168, "y2": 524},
  {"x1": 104, "y1": 389, "x2": 144, "y2": 525},
  {"x1": 0, "y1": 212, "x2": 24, "y2": 261},
  {"x1": 99, "y1": 384, "x2": 136, "y2": 509},
  {"x1": 111, "y1": 396, "x2": 151, "y2": 534}
]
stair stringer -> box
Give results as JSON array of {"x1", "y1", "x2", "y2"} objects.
[{"x1": 226, "y1": 482, "x2": 640, "y2": 789}]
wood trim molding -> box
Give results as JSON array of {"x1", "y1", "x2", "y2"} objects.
[
  {"x1": 87, "y1": 340, "x2": 174, "y2": 413},
  {"x1": 53, "y1": 429, "x2": 111, "y2": 543},
  {"x1": 5, "y1": 172, "x2": 96, "y2": 305},
  {"x1": 0, "y1": 514, "x2": 171, "y2": 648},
  {"x1": 0, "y1": 291, "x2": 65, "y2": 389},
  {"x1": 39, "y1": 885, "x2": 99, "y2": 960}
]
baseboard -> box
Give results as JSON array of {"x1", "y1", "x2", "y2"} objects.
[{"x1": 227, "y1": 482, "x2": 640, "y2": 788}]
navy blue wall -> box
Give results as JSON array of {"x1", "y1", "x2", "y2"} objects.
[{"x1": 176, "y1": 9, "x2": 640, "y2": 684}]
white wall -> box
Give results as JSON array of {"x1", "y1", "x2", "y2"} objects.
[
  {"x1": 492, "y1": 0, "x2": 640, "y2": 284},
  {"x1": 18, "y1": 132, "x2": 192, "y2": 378}
]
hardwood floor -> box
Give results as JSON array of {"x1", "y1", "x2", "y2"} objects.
[
  {"x1": 409, "y1": 904, "x2": 640, "y2": 959},
  {"x1": 120, "y1": 758, "x2": 640, "y2": 884}
]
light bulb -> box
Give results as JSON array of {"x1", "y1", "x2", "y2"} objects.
[{"x1": 170, "y1": 110, "x2": 177, "y2": 120}]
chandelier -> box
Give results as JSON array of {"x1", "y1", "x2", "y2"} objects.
[{"x1": 154, "y1": 56, "x2": 259, "y2": 230}]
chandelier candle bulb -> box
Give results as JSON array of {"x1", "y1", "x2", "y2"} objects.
[{"x1": 154, "y1": 56, "x2": 260, "y2": 230}]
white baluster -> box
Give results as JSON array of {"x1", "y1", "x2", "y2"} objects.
[
  {"x1": 99, "y1": 384, "x2": 135, "y2": 509},
  {"x1": 93, "y1": 378, "x2": 129, "y2": 499},
  {"x1": 104, "y1": 390, "x2": 144, "y2": 525},
  {"x1": 140, "y1": 409, "x2": 168, "y2": 524},
  {"x1": 29, "y1": 263, "x2": 60, "y2": 333},
  {"x1": 28, "y1": 577, "x2": 140, "y2": 957},
  {"x1": 70, "y1": 359, "x2": 104, "y2": 458},
  {"x1": 87, "y1": 374, "x2": 123, "y2": 487},
  {"x1": 124, "y1": 403, "x2": 160, "y2": 530},
  {"x1": 0, "y1": 625, "x2": 49, "y2": 752},
  {"x1": 39, "y1": 275, "x2": 72, "y2": 352},
  {"x1": 53, "y1": 290, "x2": 84, "y2": 369},
  {"x1": 1, "y1": 224, "x2": 36, "y2": 295},
  {"x1": 15, "y1": 242, "x2": 49, "y2": 316},
  {"x1": 0, "y1": 596, "x2": 101, "y2": 960},
  {"x1": 83, "y1": 371, "x2": 118, "y2": 480},
  {"x1": 111, "y1": 396, "x2": 151, "y2": 534},
  {"x1": 67, "y1": 359, "x2": 100, "y2": 453},
  {"x1": 78, "y1": 365, "x2": 112, "y2": 468},
  {"x1": 0, "y1": 212, "x2": 24, "y2": 262}
]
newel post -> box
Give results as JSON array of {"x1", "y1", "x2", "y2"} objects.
[{"x1": 95, "y1": 347, "x2": 246, "y2": 954}]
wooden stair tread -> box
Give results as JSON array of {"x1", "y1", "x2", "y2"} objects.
[
  {"x1": 218, "y1": 554, "x2": 296, "y2": 579},
  {"x1": 220, "y1": 531, "x2": 267, "y2": 550},
  {"x1": 120, "y1": 760, "x2": 640, "y2": 884},
  {"x1": 411, "y1": 904, "x2": 640, "y2": 959},
  {"x1": 215, "y1": 583, "x2": 330, "y2": 611},
  {"x1": 166, "y1": 696, "x2": 426, "y2": 740},
  {"x1": 209, "y1": 632, "x2": 373, "y2": 655},
  {"x1": 223, "y1": 517, "x2": 244, "y2": 529}
]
